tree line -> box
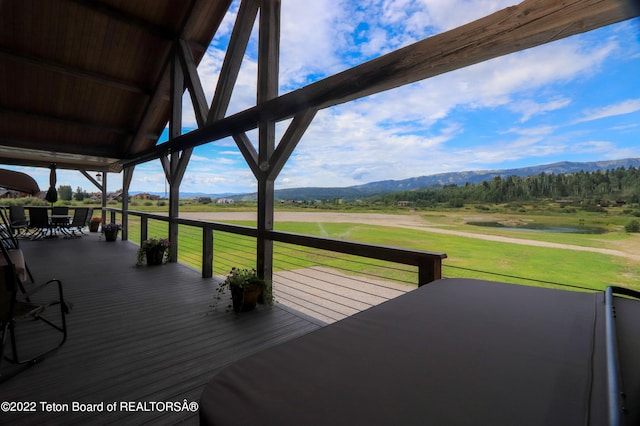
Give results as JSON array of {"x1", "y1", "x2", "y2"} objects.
[
  {"x1": 373, "y1": 167, "x2": 640, "y2": 207},
  {"x1": 56, "y1": 185, "x2": 92, "y2": 201}
]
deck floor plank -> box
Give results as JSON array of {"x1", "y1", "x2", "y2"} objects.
[{"x1": 1, "y1": 234, "x2": 321, "y2": 425}]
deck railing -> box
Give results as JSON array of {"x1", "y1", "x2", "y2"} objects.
[{"x1": 105, "y1": 208, "x2": 447, "y2": 288}]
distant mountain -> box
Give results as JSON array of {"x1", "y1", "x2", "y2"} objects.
[
  {"x1": 150, "y1": 158, "x2": 640, "y2": 201},
  {"x1": 130, "y1": 191, "x2": 242, "y2": 199},
  {"x1": 260, "y1": 158, "x2": 640, "y2": 201},
  {"x1": 351, "y1": 158, "x2": 640, "y2": 192}
]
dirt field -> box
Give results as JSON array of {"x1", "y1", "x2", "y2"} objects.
[{"x1": 180, "y1": 211, "x2": 640, "y2": 261}]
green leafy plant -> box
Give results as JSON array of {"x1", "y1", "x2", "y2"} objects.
[
  {"x1": 213, "y1": 267, "x2": 273, "y2": 311},
  {"x1": 102, "y1": 223, "x2": 121, "y2": 232}
]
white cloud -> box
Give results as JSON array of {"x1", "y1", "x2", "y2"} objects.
[
  {"x1": 509, "y1": 98, "x2": 572, "y2": 123},
  {"x1": 574, "y1": 99, "x2": 640, "y2": 124},
  {"x1": 280, "y1": 0, "x2": 348, "y2": 88},
  {"x1": 414, "y1": 0, "x2": 517, "y2": 32},
  {"x1": 266, "y1": 24, "x2": 636, "y2": 190},
  {"x1": 35, "y1": 2, "x2": 632, "y2": 195}
]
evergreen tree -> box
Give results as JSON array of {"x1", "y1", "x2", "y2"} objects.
[{"x1": 58, "y1": 185, "x2": 72, "y2": 201}]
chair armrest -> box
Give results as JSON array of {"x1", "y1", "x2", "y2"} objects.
[{"x1": 25, "y1": 278, "x2": 63, "y2": 298}]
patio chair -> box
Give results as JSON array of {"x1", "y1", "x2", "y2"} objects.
[
  {"x1": 27, "y1": 207, "x2": 52, "y2": 240},
  {"x1": 0, "y1": 209, "x2": 34, "y2": 283},
  {"x1": 50, "y1": 206, "x2": 69, "y2": 234},
  {"x1": 0, "y1": 243, "x2": 68, "y2": 383},
  {"x1": 84, "y1": 207, "x2": 94, "y2": 227},
  {"x1": 8, "y1": 206, "x2": 30, "y2": 239},
  {"x1": 61, "y1": 207, "x2": 89, "y2": 237}
]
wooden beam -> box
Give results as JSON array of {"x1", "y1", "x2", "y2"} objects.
[
  {"x1": 171, "y1": 149, "x2": 193, "y2": 187},
  {"x1": 256, "y1": 0, "x2": 280, "y2": 284},
  {"x1": 160, "y1": 155, "x2": 171, "y2": 181},
  {"x1": 208, "y1": 0, "x2": 260, "y2": 123},
  {"x1": 267, "y1": 108, "x2": 317, "y2": 181},
  {"x1": 121, "y1": 166, "x2": 134, "y2": 240},
  {"x1": 121, "y1": 0, "x2": 640, "y2": 167},
  {"x1": 80, "y1": 170, "x2": 103, "y2": 191},
  {"x1": 177, "y1": 39, "x2": 209, "y2": 128},
  {"x1": 126, "y1": 0, "x2": 231, "y2": 156},
  {"x1": 170, "y1": 52, "x2": 184, "y2": 143},
  {"x1": 100, "y1": 172, "x2": 108, "y2": 223},
  {"x1": 257, "y1": 0, "x2": 280, "y2": 105},
  {"x1": 232, "y1": 133, "x2": 259, "y2": 178}
]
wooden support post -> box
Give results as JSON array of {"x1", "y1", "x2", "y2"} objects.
[
  {"x1": 167, "y1": 48, "x2": 184, "y2": 263},
  {"x1": 202, "y1": 226, "x2": 213, "y2": 278},
  {"x1": 141, "y1": 216, "x2": 148, "y2": 243},
  {"x1": 255, "y1": 0, "x2": 280, "y2": 284},
  {"x1": 121, "y1": 166, "x2": 134, "y2": 241},
  {"x1": 418, "y1": 257, "x2": 443, "y2": 286},
  {"x1": 100, "y1": 172, "x2": 107, "y2": 224}
]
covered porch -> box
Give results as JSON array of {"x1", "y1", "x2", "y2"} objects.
[
  {"x1": 1, "y1": 1, "x2": 639, "y2": 424},
  {"x1": 1, "y1": 233, "x2": 322, "y2": 425}
]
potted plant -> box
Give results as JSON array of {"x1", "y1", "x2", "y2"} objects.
[
  {"x1": 102, "y1": 223, "x2": 121, "y2": 241},
  {"x1": 89, "y1": 217, "x2": 102, "y2": 232},
  {"x1": 136, "y1": 238, "x2": 170, "y2": 266},
  {"x1": 214, "y1": 268, "x2": 273, "y2": 312}
]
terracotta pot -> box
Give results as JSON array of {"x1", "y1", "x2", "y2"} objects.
[
  {"x1": 231, "y1": 284, "x2": 263, "y2": 312},
  {"x1": 89, "y1": 222, "x2": 100, "y2": 232}
]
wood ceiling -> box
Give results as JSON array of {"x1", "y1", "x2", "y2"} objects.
[
  {"x1": 0, "y1": 0, "x2": 231, "y2": 172},
  {"x1": 0, "y1": 0, "x2": 638, "y2": 176}
]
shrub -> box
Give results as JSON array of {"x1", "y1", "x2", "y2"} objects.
[
  {"x1": 448, "y1": 198, "x2": 464, "y2": 208},
  {"x1": 624, "y1": 219, "x2": 640, "y2": 233}
]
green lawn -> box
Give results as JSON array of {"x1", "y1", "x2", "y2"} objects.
[
  {"x1": 272, "y1": 221, "x2": 639, "y2": 291},
  {"x1": 121, "y1": 209, "x2": 640, "y2": 292}
]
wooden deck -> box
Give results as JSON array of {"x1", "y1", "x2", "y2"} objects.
[
  {"x1": 273, "y1": 266, "x2": 411, "y2": 324},
  {"x1": 1, "y1": 233, "x2": 323, "y2": 425}
]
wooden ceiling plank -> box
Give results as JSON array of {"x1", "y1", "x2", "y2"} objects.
[
  {"x1": 0, "y1": 136, "x2": 120, "y2": 158},
  {"x1": 0, "y1": 47, "x2": 152, "y2": 95},
  {"x1": 68, "y1": 0, "x2": 178, "y2": 42},
  {"x1": 0, "y1": 106, "x2": 132, "y2": 136}
]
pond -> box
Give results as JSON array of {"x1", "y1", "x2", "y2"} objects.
[{"x1": 467, "y1": 221, "x2": 607, "y2": 234}]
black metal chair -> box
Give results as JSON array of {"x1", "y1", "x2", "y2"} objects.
[
  {"x1": 26, "y1": 207, "x2": 52, "y2": 240},
  {"x1": 61, "y1": 207, "x2": 89, "y2": 237},
  {"x1": 0, "y1": 243, "x2": 68, "y2": 383},
  {"x1": 50, "y1": 206, "x2": 69, "y2": 235},
  {"x1": 8, "y1": 206, "x2": 30, "y2": 239},
  {"x1": 0, "y1": 208, "x2": 34, "y2": 283}
]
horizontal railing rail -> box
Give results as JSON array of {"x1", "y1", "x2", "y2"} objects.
[
  {"x1": 264, "y1": 230, "x2": 446, "y2": 286},
  {"x1": 105, "y1": 208, "x2": 446, "y2": 286}
]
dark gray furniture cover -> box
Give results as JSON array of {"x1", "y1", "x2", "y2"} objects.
[{"x1": 200, "y1": 278, "x2": 639, "y2": 425}]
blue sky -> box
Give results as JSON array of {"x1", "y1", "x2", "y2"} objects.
[{"x1": 19, "y1": 1, "x2": 640, "y2": 195}]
